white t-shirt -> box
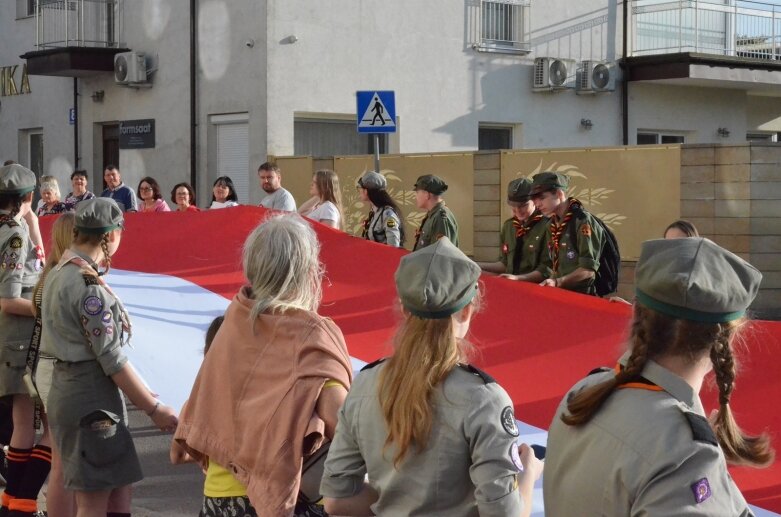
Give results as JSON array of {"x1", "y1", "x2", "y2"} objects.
[
  {"x1": 259, "y1": 188, "x2": 296, "y2": 212},
  {"x1": 307, "y1": 201, "x2": 340, "y2": 226},
  {"x1": 209, "y1": 200, "x2": 239, "y2": 209}
]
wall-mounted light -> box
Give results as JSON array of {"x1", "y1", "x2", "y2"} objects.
[
  {"x1": 580, "y1": 118, "x2": 593, "y2": 130},
  {"x1": 90, "y1": 90, "x2": 104, "y2": 102},
  {"x1": 717, "y1": 127, "x2": 730, "y2": 137}
]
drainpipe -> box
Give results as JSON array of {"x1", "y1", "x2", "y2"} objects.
[
  {"x1": 74, "y1": 77, "x2": 80, "y2": 168},
  {"x1": 622, "y1": 0, "x2": 629, "y2": 145},
  {"x1": 190, "y1": 0, "x2": 197, "y2": 188}
]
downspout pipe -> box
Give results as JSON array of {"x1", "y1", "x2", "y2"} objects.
[
  {"x1": 190, "y1": 0, "x2": 197, "y2": 188},
  {"x1": 622, "y1": 0, "x2": 629, "y2": 145},
  {"x1": 74, "y1": 77, "x2": 80, "y2": 168}
]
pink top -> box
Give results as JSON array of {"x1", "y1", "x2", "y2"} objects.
[{"x1": 139, "y1": 199, "x2": 171, "y2": 213}]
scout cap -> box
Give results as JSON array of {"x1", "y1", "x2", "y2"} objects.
[
  {"x1": 395, "y1": 237, "x2": 480, "y2": 319},
  {"x1": 0, "y1": 163, "x2": 37, "y2": 196},
  {"x1": 76, "y1": 197, "x2": 124, "y2": 235},
  {"x1": 357, "y1": 171, "x2": 387, "y2": 190},
  {"x1": 413, "y1": 174, "x2": 448, "y2": 196},
  {"x1": 507, "y1": 178, "x2": 533, "y2": 203},
  {"x1": 635, "y1": 238, "x2": 761, "y2": 323},
  {"x1": 530, "y1": 172, "x2": 569, "y2": 197}
]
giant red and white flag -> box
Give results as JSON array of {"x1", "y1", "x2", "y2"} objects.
[{"x1": 41, "y1": 207, "x2": 781, "y2": 515}]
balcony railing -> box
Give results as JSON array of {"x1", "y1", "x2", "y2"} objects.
[
  {"x1": 34, "y1": 0, "x2": 124, "y2": 49},
  {"x1": 631, "y1": 0, "x2": 781, "y2": 60}
]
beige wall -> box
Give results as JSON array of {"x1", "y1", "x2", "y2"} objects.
[{"x1": 273, "y1": 144, "x2": 779, "y2": 318}]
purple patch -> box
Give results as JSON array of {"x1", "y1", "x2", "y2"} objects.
[
  {"x1": 101, "y1": 311, "x2": 112, "y2": 324},
  {"x1": 691, "y1": 478, "x2": 711, "y2": 504},
  {"x1": 83, "y1": 296, "x2": 103, "y2": 315}
]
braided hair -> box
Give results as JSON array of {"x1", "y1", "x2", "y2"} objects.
[{"x1": 562, "y1": 304, "x2": 774, "y2": 467}]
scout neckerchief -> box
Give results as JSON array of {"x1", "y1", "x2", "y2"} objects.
[
  {"x1": 613, "y1": 363, "x2": 665, "y2": 393},
  {"x1": 57, "y1": 249, "x2": 133, "y2": 346},
  {"x1": 413, "y1": 202, "x2": 443, "y2": 250},
  {"x1": 361, "y1": 209, "x2": 373, "y2": 240},
  {"x1": 547, "y1": 198, "x2": 583, "y2": 275},
  {"x1": 511, "y1": 211, "x2": 545, "y2": 274}
]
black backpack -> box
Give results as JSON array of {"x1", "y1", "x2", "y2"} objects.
[{"x1": 567, "y1": 206, "x2": 621, "y2": 297}]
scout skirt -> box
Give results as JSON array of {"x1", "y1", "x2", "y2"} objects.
[
  {"x1": 48, "y1": 359, "x2": 143, "y2": 491},
  {"x1": 0, "y1": 291, "x2": 34, "y2": 398}
]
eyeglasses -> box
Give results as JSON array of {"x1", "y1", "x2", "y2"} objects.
[{"x1": 140, "y1": 187, "x2": 153, "y2": 192}]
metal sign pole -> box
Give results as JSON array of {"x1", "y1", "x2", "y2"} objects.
[{"x1": 374, "y1": 134, "x2": 380, "y2": 173}]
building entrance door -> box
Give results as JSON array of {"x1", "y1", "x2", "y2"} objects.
[{"x1": 102, "y1": 124, "x2": 119, "y2": 189}]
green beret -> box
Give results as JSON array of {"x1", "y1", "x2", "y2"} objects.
[
  {"x1": 76, "y1": 198, "x2": 124, "y2": 235},
  {"x1": 357, "y1": 171, "x2": 387, "y2": 190},
  {"x1": 635, "y1": 238, "x2": 761, "y2": 323},
  {"x1": 530, "y1": 172, "x2": 569, "y2": 196},
  {"x1": 0, "y1": 163, "x2": 37, "y2": 196},
  {"x1": 507, "y1": 178, "x2": 532, "y2": 203},
  {"x1": 413, "y1": 174, "x2": 448, "y2": 196},
  {"x1": 395, "y1": 237, "x2": 480, "y2": 319}
]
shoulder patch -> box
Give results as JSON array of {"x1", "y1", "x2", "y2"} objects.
[
  {"x1": 386, "y1": 218, "x2": 397, "y2": 228},
  {"x1": 457, "y1": 363, "x2": 496, "y2": 384},
  {"x1": 360, "y1": 357, "x2": 387, "y2": 372},
  {"x1": 683, "y1": 411, "x2": 718, "y2": 446},
  {"x1": 82, "y1": 273, "x2": 100, "y2": 286},
  {"x1": 9, "y1": 236, "x2": 23, "y2": 249},
  {"x1": 587, "y1": 366, "x2": 612, "y2": 376}
]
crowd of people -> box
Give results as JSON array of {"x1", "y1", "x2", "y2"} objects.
[{"x1": 0, "y1": 159, "x2": 775, "y2": 517}]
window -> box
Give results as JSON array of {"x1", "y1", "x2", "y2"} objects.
[
  {"x1": 746, "y1": 132, "x2": 778, "y2": 142},
  {"x1": 16, "y1": 0, "x2": 36, "y2": 18},
  {"x1": 479, "y1": 126, "x2": 513, "y2": 150},
  {"x1": 637, "y1": 132, "x2": 685, "y2": 145},
  {"x1": 294, "y1": 119, "x2": 387, "y2": 157},
  {"x1": 478, "y1": 0, "x2": 530, "y2": 53}
]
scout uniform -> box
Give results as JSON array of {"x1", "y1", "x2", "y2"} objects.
[
  {"x1": 544, "y1": 238, "x2": 761, "y2": 516},
  {"x1": 358, "y1": 171, "x2": 402, "y2": 247},
  {"x1": 322, "y1": 238, "x2": 526, "y2": 516},
  {"x1": 0, "y1": 164, "x2": 41, "y2": 398},
  {"x1": 532, "y1": 172, "x2": 605, "y2": 294},
  {"x1": 412, "y1": 174, "x2": 459, "y2": 251},
  {"x1": 41, "y1": 198, "x2": 143, "y2": 491},
  {"x1": 498, "y1": 178, "x2": 547, "y2": 275}
]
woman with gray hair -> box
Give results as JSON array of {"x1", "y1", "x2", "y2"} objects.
[
  {"x1": 174, "y1": 213, "x2": 352, "y2": 517},
  {"x1": 36, "y1": 176, "x2": 68, "y2": 216}
]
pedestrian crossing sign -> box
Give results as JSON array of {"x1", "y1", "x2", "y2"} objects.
[{"x1": 356, "y1": 91, "x2": 396, "y2": 134}]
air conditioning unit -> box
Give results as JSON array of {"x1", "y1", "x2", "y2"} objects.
[
  {"x1": 533, "y1": 57, "x2": 576, "y2": 92},
  {"x1": 114, "y1": 52, "x2": 147, "y2": 85},
  {"x1": 576, "y1": 60, "x2": 614, "y2": 94}
]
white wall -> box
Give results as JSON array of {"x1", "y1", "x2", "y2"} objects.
[
  {"x1": 629, "y1": 83, "x2": 748, "y2": 144},
  {"x1": 265, "y1": 0, "x2": 624, "y2": 157},
  {"x1": 0, "y1": 7, "x2": 75, "y2": 187},
  {"x1": 747, "y1": 95, "x2": 781, "y2": 134}
]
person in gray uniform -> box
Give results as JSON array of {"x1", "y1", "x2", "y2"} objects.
[
  {"x1": 544, "y1": 237, "x2": 774, "y2": 516},
  {"x1": 0, "y1": 163, "x2": 50, "y2": 517},
  {"x1": 356, "y1": 171, "x2": 405, "y2": 247},
  {"x1": 41, "y1": 198, "x2": 178, "y2": 516},
  {"x1": 321, "y1": 237, "x2": 543, "y2": 517}
]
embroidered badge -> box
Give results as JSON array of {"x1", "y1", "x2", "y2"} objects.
[
  {"x1": 101, "y1": 311, "x2": 112, "y2": 324},
  {"x1": 0, "y1": 263, "x2": 5, "y2": 269},
  {"x1": 502, "y1": 243, "x2": 509, "y2": 255},
  {"x1": 92, "y1": 328, "x2": 102, "y2": 337},
  {"x1": 83, "y1": 296, "x2": 103, "y2": 315},
  {"x1": 566, "y1": 250, "x2": 576, "y2": 260},
  {"x1": 501, "y1": 406, "x2": 519, "y2": 437},
  {"x1": 691, "y1": 478, "x2": 711, "y2": 504},
  {"x1": 510, "y1": 442, "x2": 524, "y2": 472},
  {"x1": 386, "y1": 218, "x2": 397, "y2": 228},
  {"x1": 80, "y1": 315, "x2": 89, "y2": 328},
  {"x1": 9, "y1": 237, "x2": 22, "y2": 249},
  {"x1": 16, "y1": 264, "x2": 22, "y2": 270},
  {"x1": 34, "y1": 259, "x2": 43, "y2": 271},
  {"x1": 581, "y1": 224, "x2": 592, "y2": 236},
  {"x1": 105, "y1": 326, "x2": 114, "y2": 336}
]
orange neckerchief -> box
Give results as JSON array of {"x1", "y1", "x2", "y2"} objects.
[
  {"x1": 547, "y1": 198, "x2": 582, "y2": 274},
  {"x1": 613, "y1": 363, "x2": 664, "y2": 392}
]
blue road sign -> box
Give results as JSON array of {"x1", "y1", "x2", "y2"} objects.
[
  {"x1": 357, "y1": 91, "x2": 396, "y2": 134},
  {"x1": 68, "y1": 107, "x2": 76, "y2": 125}
]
